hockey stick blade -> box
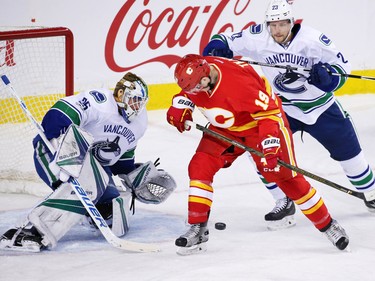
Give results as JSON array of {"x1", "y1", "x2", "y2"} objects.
[
  {"x1": 1, "y1": 74, "x2": 159, "y2": 253},
  {"x1": 185, "y1": 120, "x2": 365, "y2": 200}
]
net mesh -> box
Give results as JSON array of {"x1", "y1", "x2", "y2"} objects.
[{"x1": 0, "y1": 27, "x2": 70, "y2": 182}]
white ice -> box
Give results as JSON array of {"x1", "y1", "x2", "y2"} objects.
[{"x1": 1, "y1": 94, "x2": 375, "y2": 281}]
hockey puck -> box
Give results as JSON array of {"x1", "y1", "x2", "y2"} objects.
[{"x1": 215, "y1": 222, "x2": 226, "y2": 230}]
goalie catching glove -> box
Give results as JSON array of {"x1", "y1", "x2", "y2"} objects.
[
  {"x1": 261, "y1": 136, "x2": 281, "y2": 171},
  {"x1": 166, "y1": 93, "x2": 195, "y2": 133},
  {"x1": 119, "y1": 160, "x2": 177, "y2": 205}
]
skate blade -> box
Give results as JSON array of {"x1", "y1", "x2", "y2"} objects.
[
  {"x1": 266, "y1": 215, "x2": 296, "y2": 231},
  {"x1": 343, "y1": 245, "x2": 351, "y2": 252},
  {"x1": 0, "y1": 239, "x2": 42, "y2": 253},
  {"x1": 0, "y1": 243, "x2": 41, "y2": 253},
  {"x1": 176, "y1": 242, "x2": 207, "y2": 256}
]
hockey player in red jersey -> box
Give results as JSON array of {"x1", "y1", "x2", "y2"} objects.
[
  {"x1": 203, "y1": 0, "x2": 375, "y2": 228},
  {"x1": 167, "y1": 54, "x2": 349, "y2": 254}
]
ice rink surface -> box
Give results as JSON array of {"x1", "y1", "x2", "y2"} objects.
[{"x1": 1, "y1": 94, "x2": 375, "y2": 281}]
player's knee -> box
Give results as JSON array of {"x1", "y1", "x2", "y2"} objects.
[
  {"x1": 277, "y1": 175, "x2": 311, "y2": 200},
  {"x1": 188, "y1": 152, "x2": 223, "y2": 180}
]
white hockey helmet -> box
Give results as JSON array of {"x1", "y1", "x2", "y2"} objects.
[
  {"x1": 265, "y1": 0, "x2": 294, "y2": 23},
  {"x1": 115, "y1": 72, "x2": 149, "y2": 123}
]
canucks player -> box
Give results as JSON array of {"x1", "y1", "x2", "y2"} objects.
[
  {"x1": 203, "y1": 0, "x2": 375, "y2": 229},
  {"x1": 0, "y1": 72, "x2": 176, "y2": 252}
]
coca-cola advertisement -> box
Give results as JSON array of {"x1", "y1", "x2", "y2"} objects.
[
  {"x1": 0, "y1": 0, "x2": 371, "y2": 90},
  {"x1": 0, "y1": 0, "x2": 269, "y2": 88},
  {"x1": 105, "y1": 1, "x2": 256, "y2": 73}
]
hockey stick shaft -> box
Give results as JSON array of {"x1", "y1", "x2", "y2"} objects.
[
  {"x1": 239, "y1": 59, "x2": 375, "y2": 81},
  {"x1": 1, "y1": 74, "x2": 159, "y2": 252},
  {"x1": 185, "y1": 120, "x2": 365, "y2": 200}
]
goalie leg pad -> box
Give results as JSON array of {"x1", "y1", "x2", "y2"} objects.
[
  {"x1": 119, "y1": 161, "x2": 177, "y2": 204},
  {"x1": 83, "y1": 192, "x2": 131, "y2": 237},
  {"x1": 112, "y1": 192, "x2": 131, "y2": 237},
  {"x1": 28, "y1": 182, "x2": 87, "y2": 248},
  {"x1": 0, "y1": 186, "x2": 86, "y2": 252},
  {"x1": 26, "y1": 153, "x2": 111, "y2": 249}
]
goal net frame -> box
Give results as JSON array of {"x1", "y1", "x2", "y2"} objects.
[
  {"x1": 0, "y1": 27, "x2": 74, "y2": 96},
  {"x1": 0, "y1": 26, "x2": 74, "y2": 194}
]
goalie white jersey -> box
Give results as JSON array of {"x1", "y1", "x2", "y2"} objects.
[
  {"x1": 221, "y1": 23, "x2": 351, "y2": 124},
  {"x1": 44, "y1": 88, "x2": 147, "y2": 167}
]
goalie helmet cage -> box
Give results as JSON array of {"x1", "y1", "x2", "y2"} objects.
[{"x1": 0, "y1": 26, "x2": 74, "y2": 188}]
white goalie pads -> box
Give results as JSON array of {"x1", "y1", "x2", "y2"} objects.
[
  {"x1": 83, "y1": 192, "x2": 131, "y2": 237},
  {"x1": 111, "y1": 192, "x2": 131, "y2": 237},
  {"x1": 28, "y1": 182, "x2": 86, "y2": 248},
  {"x1": 27, "y1": 126, "x2": 110, "y2": 249},
  {"x1": 55, "y1": 124, "x2": 94, "y2": 178},
  {"x1": 28, "y1": 152, "x2": 110, "y2": 248},
  {"x1": 119, "y1": 161, "x2": 177, "y2": 204},
  {"x1": 48, "y1": 124, "x2": 94, "y2": 183}
]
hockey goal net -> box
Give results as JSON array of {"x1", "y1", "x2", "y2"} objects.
[{"x1": 0, "y1": 27, "x2": 74, "y2": 193}]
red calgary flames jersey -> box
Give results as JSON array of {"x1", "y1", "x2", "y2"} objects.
[{"x1": 183, "y1": 56, "x2": 285, "y2": 140}]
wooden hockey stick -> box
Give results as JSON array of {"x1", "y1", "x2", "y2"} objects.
[
  {"x1": 239, "y1": 59, "x2": 375, "y2": 81},
  {"x1": 1, "y1": 74, "x2": 159, "y2": 253},
  {"x1": 185, "y1": 120, "x2": 365, "y2": 200}
]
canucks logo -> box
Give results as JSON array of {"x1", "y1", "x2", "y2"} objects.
[
  {"x1": 319, "y1": 34, "x2": 332, "y2": 46},
  {"x1": 91, "y1": 136, "x2": 121, "y2": 165},
  {"x1": 273, "y1": 68, "x2": 308, "y2": 94}
]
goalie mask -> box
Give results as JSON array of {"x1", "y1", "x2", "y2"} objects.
[{"x1": 114, "y1": 72, "x2": 149, "y2": 123}]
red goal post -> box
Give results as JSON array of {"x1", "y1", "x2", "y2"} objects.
[{"x1": 0, "y1": 26, "x2": 74, "y2": 190}]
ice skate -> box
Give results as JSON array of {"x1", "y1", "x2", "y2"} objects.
[
  {"x1": 0, "y1": 227, "x2": 45, "y2": 252},
  {"x1": 265, "y1": 197, "x2": 296, "y2": 230},
  {"x1": 362, "y1": 189, "x2": 375, "y2": 212},
  {"x1": 175, "y1": 222, "x2": 209, "y2": 255},
  {"x1": 364, "y1": 198, "x2": 375, "y2": 212},
  {"x1": 323, "y1": 219, "x2": 349, "y2": 251}
]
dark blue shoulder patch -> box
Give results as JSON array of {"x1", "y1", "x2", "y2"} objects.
[
  {"x1": 250, "y1": 24, "x2": 263, "y2": 34},
  {"x1": 319, "y1": 34, "x2": 332, "y2": 46},
  {"x1": 89, "y1": 91, "x2": 107, "y2": 103}
]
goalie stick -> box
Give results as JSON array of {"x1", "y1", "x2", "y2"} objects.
[
  {"x1": 185, "y1": 120, "x2": 365, "y2": 200},
  {"x1": 238, "y1": 59, "x2": 375, "y2": 81},
  {"x1": 1, "y1": 74, "x2": 159, "y2": 253}
]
